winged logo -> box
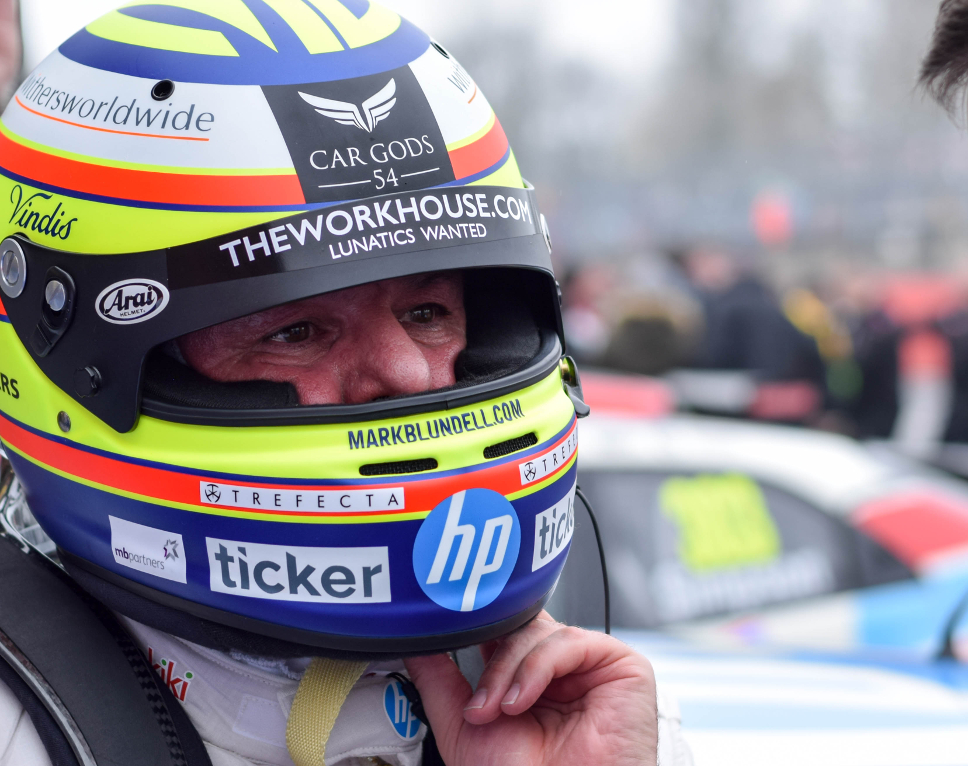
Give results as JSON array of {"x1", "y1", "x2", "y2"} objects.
[{"x1": 298, "y1": 79, "x2": 397, "y2": 133}]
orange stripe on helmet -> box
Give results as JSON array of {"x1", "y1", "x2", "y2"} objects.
[
  {"x1": 448, "y1": 117, "x2": 510, "y2": 180},
  {"x1": 0, "y1": 131, "x2": 306, "y2": 208},
  {"x1": 15, "y1": 96, "x2": 210, "y2": 142},
  {"x1": 0, "y1": 414, "x2": 577, "y2": 520}
]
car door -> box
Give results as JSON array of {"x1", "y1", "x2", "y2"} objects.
[{"x1": 549, "y1": 469, "x2": 912, "y2": 629}]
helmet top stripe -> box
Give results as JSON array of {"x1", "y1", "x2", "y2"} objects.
[{"x1": 60, "y1": 1, "x2": 428, "y2": 86}]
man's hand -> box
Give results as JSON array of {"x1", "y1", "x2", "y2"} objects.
[{"x1": 404, "y1": 612, "x2": 658, "y2": 766}]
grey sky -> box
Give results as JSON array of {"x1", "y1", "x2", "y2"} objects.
[{"x1": 21, "y1": 0, "x2": 677, "y2": 73}]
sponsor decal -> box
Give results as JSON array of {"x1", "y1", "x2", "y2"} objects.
[
  {"x1": 110, "y1": 516, "x2": 187, "y2": 584},
  {"x1": 262, "y1": 66, "x2": 454, "y2": 203},
  {"x1": 652, "y1": 548, "x2": 835, "y2": 623},
  {"x1": 166, "y1": 185, "x2": 539, "y2": 290},
  {"x1": 660, "y1": 474, "x2": 781, "y2": 572},
  {"x1": 199, "y1": 482, "x2": 404, "y2": 513},
  {"x1": 532, "y1": 484, "x2": 576, "y2": 572},
  {"x1": 0, "y1": 373, "x2": 19, "y2": 400},
  {"x1": 348, "y1": 399, "x2": 524, "y2": 450},
  {"x1": 147, "y1": 647, "x2": 194, "y2": 702},
  {"x1": 412, "y1": 489, "x2": 520, "y2": 612},
  {"x1": 206, "y1": 539, "x2": 391, "y2": 604},
  {"x1": 384, "y1": 679, "x2": 422, "y2": 740},
  {"x1": 446, "y1": 58, "x2": 475, "y2": 98},
  {"x1": 9, "y1": 185, "x2": 77, "y2": 241},
  {"x1": 299, "y1": 78, "x2": 397, "y2": 133},
  {"x1": 519, "y1": 431, "x2": 578, "y2": 486},
  {"x1": 16, "y1": 73, "x2": 215, "y2": 139},
  {"x1": 96, "y1": 279, "x2": 169, "y2": 325}
]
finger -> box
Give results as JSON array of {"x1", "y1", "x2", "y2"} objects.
[
  {"x1": 500, "y1": 628, "x2": 654, "y2": 717},
  {"x1": 404, "y1": 653, "x2": 472, "y2": 757},
  {"x1": 463, "y1": 612, "x2": 561, "y2": 724},
  {"x1": 478, "y1": 638, "x2": 500, "y2": 665}
]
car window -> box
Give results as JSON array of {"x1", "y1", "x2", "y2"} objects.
[{"x1": 549, "y1": 470, "x2": 913, "y2": 629}]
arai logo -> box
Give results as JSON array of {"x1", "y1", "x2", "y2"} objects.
[{"x1": 96, "y1": 279, "x2": 169, "y2": 325}]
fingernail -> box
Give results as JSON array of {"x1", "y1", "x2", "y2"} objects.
[
  {"x1": 501, "y1": 684, "x2": 520, "y2": 706},
  {"x1": 464, "y1": 688, "x2": 488, "y2": 711}
]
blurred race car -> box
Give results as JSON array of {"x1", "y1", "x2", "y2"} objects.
[
  {"x1": 632, "y1": 631, "x2": 968, "y2": 766},
  {"x1": 552, "y1": 378, "x2": 968, "y2": 658}
]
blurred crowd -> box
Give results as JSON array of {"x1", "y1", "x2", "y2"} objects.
[{"x1": 560, "y1": 246, "x2": 968, "y2": 449}]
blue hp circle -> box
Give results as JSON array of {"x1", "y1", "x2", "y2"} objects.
[
  {"x1": 413, "y1": 489, "x2": 521, "y2": 612},
  {"x1": 384, "y1": 680, "x2": 421, "y2": 740}
]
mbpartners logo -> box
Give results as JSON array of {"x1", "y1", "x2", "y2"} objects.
[{"x1": 110, "y1": 516, "x2": 187, "y2": 584}]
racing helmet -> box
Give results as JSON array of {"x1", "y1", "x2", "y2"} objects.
[{"x1": 0, "y1": 0, "x2": 586, "y2": 657}]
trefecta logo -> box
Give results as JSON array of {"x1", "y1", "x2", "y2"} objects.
[
  {"x1": 263, "y1": 66, "x2": 454, "y2": 204},
  {"x1": 96, "y1": 279, "x2": 169, "y2": 325},
  {"x1": 412, "y1": 489, "x2": 521, "y2": 612}
]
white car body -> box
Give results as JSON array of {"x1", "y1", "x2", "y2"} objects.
[
  {"x1": 630, "y1": 631, "x2": 968, "y2": 766},
  {"x1": 565, "y1": 412, "x2": 968, "y2": 656}
]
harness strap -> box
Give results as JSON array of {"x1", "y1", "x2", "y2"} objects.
[
  {"x1": 0, "y1": 534, "x2": 211, "y2": 765},
  {"x1": 286, "y1": 658, "x2": 369, "y2": 766}
]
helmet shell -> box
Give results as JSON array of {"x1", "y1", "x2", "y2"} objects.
[{"x1": 0, "y1": 0, "x2": 575, "y2": 654}]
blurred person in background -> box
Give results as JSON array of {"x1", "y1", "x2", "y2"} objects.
[
  {"x1": 600, "y1": 291, "x2": 702, "y2": 377},
  {"x1": 791, "y1": 269, "x2": 902, "y2": 439},
  {"x1": 839, "y1": 271, "x2": 902, "y2": 439},
  {"x1": 560, "y1": 264, "x2": 615, "y2": 365},
  {"x1": 783, "y1": 283, "x2": 859, "y2": 433},
  {"x1": 675, "y1": 244, "x2": 826, "y2": 424}
]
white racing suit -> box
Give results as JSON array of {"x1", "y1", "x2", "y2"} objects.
[{"x1": 0, "y1": 617, "x2": 693, "y2": 765}]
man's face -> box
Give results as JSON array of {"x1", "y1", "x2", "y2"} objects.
[{"x1": 178, "y1": 273, "x2": 466, "y2": 405}]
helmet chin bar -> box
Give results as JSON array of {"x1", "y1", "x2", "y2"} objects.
[{"x1": 63, "y1": 551, "x2": 549, "y2": 659}]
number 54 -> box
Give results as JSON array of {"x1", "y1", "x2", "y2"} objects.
[{"x1": 374, "y1": 168, "x2": 399, "y2": 190}]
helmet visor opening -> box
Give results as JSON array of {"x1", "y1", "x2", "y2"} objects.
[{"x1": 141, "y1": 266, "x2": 561, "y2": 426}]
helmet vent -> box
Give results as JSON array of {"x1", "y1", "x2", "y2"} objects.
[
  {"x1": 483, "y1": 433, "x2": 538, "y2": 460},
  {"x1": 431, "y1": 41, "x2": 450, "y2": 59},
  {"x1": 151, "y1": 80, "x2": 175, "y2": 101},
  {"x1": 359, "y1": 458, "x2": 438, "y2": 477}
]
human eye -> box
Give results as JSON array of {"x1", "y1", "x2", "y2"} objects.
[
  {"x1": 266, "y1": 322, "x2": 313, "y2": 344},
  {"x1": 403, "y1": 304, "x2": 449, "y2": 325}
]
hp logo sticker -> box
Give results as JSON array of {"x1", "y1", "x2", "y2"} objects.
[
  {"x1": 413, "y1": 489, "x2": 521, "y2": 612},
  {"x1": 384, "y1": 679, "x2": 421, "y2": 739}
]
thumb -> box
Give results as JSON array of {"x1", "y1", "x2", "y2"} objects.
[{"x1": 404, "y1": 654, "x2": 473, "y2": 758}]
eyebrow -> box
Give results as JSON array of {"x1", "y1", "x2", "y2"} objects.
[{"x1": 413, "y1": 272, "x2": 460, "y2": 289}]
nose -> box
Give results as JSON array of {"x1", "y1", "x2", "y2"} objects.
[{"x1": 339, "y1": 310, "x2": 434, "y2": 404}]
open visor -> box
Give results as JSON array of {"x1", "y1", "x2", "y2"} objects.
[{"x1": 1, "y1": 185, "x2": 562, "y2": 432}]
